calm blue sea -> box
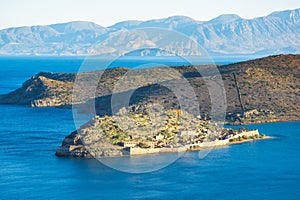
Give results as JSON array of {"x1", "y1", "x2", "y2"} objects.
[{"x1": 0, "y1": 57, "x2": 299, "y2": 199}]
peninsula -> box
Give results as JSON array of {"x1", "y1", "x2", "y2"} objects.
[{"x1": 0, "y1": 54, "x2": 299, "y2": 125}]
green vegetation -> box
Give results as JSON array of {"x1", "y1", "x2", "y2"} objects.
[{"x1": 138, "y1": 142, "x2": 151, "y2": 148}]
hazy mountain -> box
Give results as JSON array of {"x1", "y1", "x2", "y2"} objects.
[{"x1": 0, "y1": 8, "x2": 299, "y2": 56}]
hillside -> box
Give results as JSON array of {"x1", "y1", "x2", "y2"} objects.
[
  {"x1": 0, "y1": 9, "x2": 299, "y2": 56},
  {"x1": 0, "y1": 54, "x2": 299, "y2": 124}
]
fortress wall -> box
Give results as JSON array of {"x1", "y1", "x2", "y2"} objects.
[
  {"x1": 160, "y1": 147, "x2": 187, "y2": 153},
  {"x1": 129, "y1": 147, "x2": 160, "y2": 155},
  {"x1": 232, "y1": 129, "x2": 259, "y2": 139},
  {"x1": 199, "y1": 139, "x2": 229, "y2": 148}
]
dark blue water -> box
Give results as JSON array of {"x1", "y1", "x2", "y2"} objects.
[{"x1": 0, "y1": 57, "x2": 299, "y2": 199}]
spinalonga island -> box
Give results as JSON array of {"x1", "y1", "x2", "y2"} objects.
[{"x1": 55, "y1": 108, "x2": 268, "y2": 158}]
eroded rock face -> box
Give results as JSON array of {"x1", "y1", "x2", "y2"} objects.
[
  {"x1": 0, "y1": 73, "x2": 74, "y2": 106},
  {"x1": 55, "y1": 130, "x2": 89, "y2": 157}
]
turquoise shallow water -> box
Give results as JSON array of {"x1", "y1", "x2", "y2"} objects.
[{"x1": 0, "y1": 57, "x2": 299, "y2": 199}]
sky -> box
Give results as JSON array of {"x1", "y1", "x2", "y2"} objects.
[{"x1": 0, "y1": 0, "x2": 300, "y2": 30}]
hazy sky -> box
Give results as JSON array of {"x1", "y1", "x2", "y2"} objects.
[{"x1": 1, "y1": 0, "x2": 299, "y2": 29}]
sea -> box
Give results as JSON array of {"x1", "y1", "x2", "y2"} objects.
[{"x1": 0, "y1": 56, "x2": 299, "y2": 199}]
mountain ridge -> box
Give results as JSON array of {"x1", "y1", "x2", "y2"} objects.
[{"x1": 0, "y1": 8, "x2": 299, "y2": 56}]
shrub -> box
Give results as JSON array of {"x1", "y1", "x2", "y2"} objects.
[{"x1": 242, "y1": 135, "x2": 249, "y2": 140}]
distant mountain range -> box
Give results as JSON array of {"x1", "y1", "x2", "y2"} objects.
[{"x1": 0, "y1": 8, "x2": 299, "y2": 56}]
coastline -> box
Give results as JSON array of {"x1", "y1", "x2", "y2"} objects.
[
  {"x1": 184, "y1": 136, "x2": 272, "y2": 153},
  {"x1": 56, "y1": 129, "x2": 271, "y2": 158},
  {"x1": 226, "y1": 118, "x2": 300, "y2": 126},
  {"x1": 56, "y1": 136, "x2": 273, "y2": 159},
  {"x1": 227, "y1": 135, "x2": 272, "y2": 145}
]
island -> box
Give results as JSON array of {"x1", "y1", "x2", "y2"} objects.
[{"x1": 55, "y1": 107, "x2": 268, "y2": 158}]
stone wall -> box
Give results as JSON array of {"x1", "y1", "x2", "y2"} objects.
[
  {"x1": 199, "y1": 139, "x2": 230, "y2": 148},
  {"x1": 232, "y1": 129, "x2": 259, "y2": 139},
  {"x1": 126, "y1": 147, "x2": 160, "y2": 155}
]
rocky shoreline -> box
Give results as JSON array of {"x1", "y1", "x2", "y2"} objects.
[{"x1": 55, "y1": 136, "x2": 270, "y2": 158}]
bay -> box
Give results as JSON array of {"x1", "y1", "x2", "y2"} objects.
[{"x1": 0, "y1": 57, "x2": 299, "y2": 199}]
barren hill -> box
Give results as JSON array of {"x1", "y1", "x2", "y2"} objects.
[{"x1": 0, "y1": 54, "x2": 299, "y2": 124}]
